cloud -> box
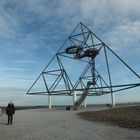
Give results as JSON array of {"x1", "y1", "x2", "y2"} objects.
[
  {"x1": 80, "y1": 0, "x2": 140, "y2": 18},
  {"x1": 0, "y1": 1, "x2": 48, "y2": 51},
  {"x1": 15, "y1": 60, "x2": 40, "y2": 64},
  {"x1": 111, "y1": 0, "x2": 140, "y2": 15},
  {"x1": 1, "y1": 68, "x2": 25, "y2": 73},
  {"x1": 24, "y1": 0, "x2": 50, "y2": 20},
  {"x1": 104, "y1": 19, "x2": 140, "y2": 53},
  {"x1": 0, "y1": 12, "x2": 18, "y2": 39},
  {"x1": 0, "y1": 86, "x2": 26, "y2": 93}
]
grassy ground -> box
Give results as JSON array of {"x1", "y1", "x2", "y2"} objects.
[{"x1": 78, "y1": 106, "x2": 140, "y2": 130}]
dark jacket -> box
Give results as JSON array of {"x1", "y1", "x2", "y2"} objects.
[{"x1": 6, "y1": 103, "x2": 15, "y2": 115}]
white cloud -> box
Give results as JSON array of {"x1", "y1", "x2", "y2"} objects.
[
  {"x1": 25, "y1": 0, "x2": 50, "y2": 20},
  {"x1": 111, "y1": 0, "x2": 140, "y2": 15},
  {"x1": 1, "y1": 68, "x2": 25, "y2": 71},
  {"x1": 80, "y1": 0, "x2": 140, "y2": 18},
  {"x1": 15, "y1": 60, "x2": 40, "y2": 64},
  {"x1": 0, "y1": 13, "x2": 18, "y2": 39},
  {"x1": 105, "y1": 19, "x2": 140, "y2": 50}
]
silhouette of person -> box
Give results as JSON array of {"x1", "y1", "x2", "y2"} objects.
[{"x1": 6, "y1": 102, "x2": 15, "y2": 125}]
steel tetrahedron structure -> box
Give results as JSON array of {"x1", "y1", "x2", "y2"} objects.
[{"x1": 27, "y1": 23, "x2": 140, "y2": 109}]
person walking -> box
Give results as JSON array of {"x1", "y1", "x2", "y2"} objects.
[{"x1": 6, "y1": 102, "x2": 15, "y2": 125}]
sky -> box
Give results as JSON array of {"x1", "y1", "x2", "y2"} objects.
[{"x1": 0, "y1": 0, "x2": 140, "y2": 106}]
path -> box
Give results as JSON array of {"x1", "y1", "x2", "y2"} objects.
[{"x1": 0, "y1": 107, "x2": 139, "y2": 140}]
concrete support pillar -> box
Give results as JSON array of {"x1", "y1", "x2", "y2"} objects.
[
  {"x1": 73, "y1": 92, "x2": 77, "y2": 105},
  {"x1": 111, "y1": 92, "x2": 115, "y2": 107},
  {"x1": 83, "y1": 99, "x2": 87, "y2": 108},
  {"x1": 48, "y1": 95, "x2": 52, "y2": 109}
]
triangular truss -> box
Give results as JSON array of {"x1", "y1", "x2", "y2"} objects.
[{"x1": 27, "y1": 23, "x2": 140, "y2": 100}]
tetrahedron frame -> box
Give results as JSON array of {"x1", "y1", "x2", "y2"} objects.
[{"x1": 27, "y1": 23, "x2": 140, "y2": 106}]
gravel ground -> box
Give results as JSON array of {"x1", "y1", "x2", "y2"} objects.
[{"x1": 0, "y1": 107, "x2": 140, "y2": 140}]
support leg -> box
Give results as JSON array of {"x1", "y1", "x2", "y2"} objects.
[
  {"x1": 84, "y1": 99, "x2": 87, "y2": 108},
  {"x1": 111, "y1": 92, "x2": 115, "y2": 107},
  {"x1": 48, "y1": 95, "x2": 52, "y2": 109},
  {"x1": 73, "y1": 92, "x2": 77, "y2": 109}
]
